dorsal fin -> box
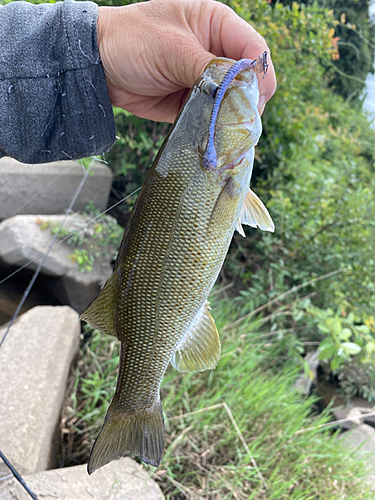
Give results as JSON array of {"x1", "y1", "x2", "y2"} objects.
[
  {"x1": 171, "y1": 302, "x2": 220, "y2": 373},
  {"x1": 236, "y1": 188, "x2": 275, "y2": 236}
]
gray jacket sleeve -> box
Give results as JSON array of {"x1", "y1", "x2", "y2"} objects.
[{"x1": 0, "y1": 0, "x2": 116, "y2": 164}]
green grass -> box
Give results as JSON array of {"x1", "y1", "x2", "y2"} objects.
[{"x1": 60, "y1": 293, "x2": 372, "y2": 499}]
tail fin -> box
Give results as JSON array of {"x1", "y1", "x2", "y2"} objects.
[{"x1": 87, "y1": 399, "x2": 164, "y2": 474}]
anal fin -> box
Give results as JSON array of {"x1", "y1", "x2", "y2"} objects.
[
  {"x1": 171, "y1": 302, "x2": 220, "y2": 373},
  {"x1": 236, "y1": 188, "x2": 275, "y2": 236}
]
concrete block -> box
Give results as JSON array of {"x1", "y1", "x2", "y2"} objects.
[
  {"x1": 0, "y1": 306, "x2": 80, "y2": 475},
  {"x1": 0, "y1": 157, "x2": 112, "y2": 221},
  {"x1": 0, "y1": 458, "x2": 164, "y2": 500},
  {"x1": 360, "y1": 407, "x2": 375, "y2": 428}
]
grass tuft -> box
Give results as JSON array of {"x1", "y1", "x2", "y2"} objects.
[{"x1": 60, "y1": 294, "x2": 373, "y2": 499}]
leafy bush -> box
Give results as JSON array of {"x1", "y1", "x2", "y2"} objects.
[
  {"x1": 299, "y1": 301, "x2": 375, "y2": 369},
  {"x1": 271, "y1": 0, "x2": 375, "y2": 102},
  {"x1": 224, "y1": 0, "x2": 375, "y2": 308},
  {"x1": 336, "y1": 362, "x2": 375, "y2": 402}
]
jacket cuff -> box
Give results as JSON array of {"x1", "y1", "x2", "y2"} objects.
[
  {"x1": 59, "y1": 0, "x2": 116, "y2": 162},
  {"x1": 0, "y1": 0, "x2": 116, "y2": 164}
]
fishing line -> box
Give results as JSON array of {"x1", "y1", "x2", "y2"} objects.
[
  {"x1": 0, "y1": 164, "x2": 92, "y2": 349},
  {"x1": 0, "y1": 450, "x2": 38, "y2": 500},
  {"x1": 0, "y1": 159, "x2": 121, "y2": 496},
  {"x1": 0, "y1": 186, "x2": 141, "y2": 287},
  {"x1": 0, "y1": 179, "x2": 141, "y2": 496}
]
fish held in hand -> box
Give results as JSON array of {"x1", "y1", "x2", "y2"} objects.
[{"x1": 81, "y1": 53, "x2": 274, "y2": 474}]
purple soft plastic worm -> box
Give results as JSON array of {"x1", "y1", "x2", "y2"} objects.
[{"x1": 202, "y1": 52, "x2": 268, "y2": 171}]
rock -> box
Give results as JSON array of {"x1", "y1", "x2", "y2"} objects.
[
  {"x1": 0, "y1": 306, "x2": 80, "y2": 475},
  {"x1": 331, "y1": 406, "x2": 364, "y2": 430},
  {"x1": 360, "y1": 407, "x2": 375, "y2": 428},
  {"x1": 339, "y1": 424, "x2": 375, "y2": 483},
  {"x1": 0, "y1": 458, "x2": 164, "y2": 500},
  {"x1": 0, "y1": 158, "x2": 112, "y2": 221},
  {"x1": 294, "y1": 350, "x2": 320, "y2": 395},
  {"x1": 0, "y1": 214, "x2": 115, "y2": 312},
  {"x1": 0, "y1": 214, "x2": 90, "y2": 276}
]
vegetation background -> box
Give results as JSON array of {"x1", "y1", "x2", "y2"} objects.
[
  {"x1": 58, "y1": 0, "x2": 375, "y2": 498},
  {"x1": 2, "y1": 0, "x2": 375, "y2": 497}
]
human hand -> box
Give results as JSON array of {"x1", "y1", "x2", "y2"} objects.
[{"x1": 97, "y1": 0, "x2": 276, "y2": 123}]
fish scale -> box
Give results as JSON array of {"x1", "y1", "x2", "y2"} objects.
[{"x1": 81, "y1": 54, "x2": 274, "y2": 473}]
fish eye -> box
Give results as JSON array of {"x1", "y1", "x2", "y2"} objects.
[{"x1": 201, "y1": 81, "x2": 219, "y2": 99}]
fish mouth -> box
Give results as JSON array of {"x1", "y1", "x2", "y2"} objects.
[{"x1": 202, "y1": 56, "x2": 263, "y2": 171}]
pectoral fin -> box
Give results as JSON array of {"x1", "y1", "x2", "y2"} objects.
[
  {"x1": 171, "y1": 302, "x2": 220, "y2": 373},
  {"x1": 236, "y1": 188, "x2": 275, "y2": 236}
]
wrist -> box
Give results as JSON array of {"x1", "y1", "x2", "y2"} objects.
[{"x1": 97, "y1": 7, "x2": 112, "y2": 65}]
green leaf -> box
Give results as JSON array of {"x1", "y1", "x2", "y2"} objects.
[
  {"x1": 330, "y1": 355, "x2": 343, "y2": 371},
  {"x1": 338, "y1": 328, "x2": 352, "y2": 341},
  {"x1": 317, "y1": 322, "x2": 330, "y2": 334},
  {"x1": 319, "y1": 337, "x2": 335, "y2": 350},
  {"x1": 341, "y1": 342, "x2": 362, "y2": 355},
  {"x1": 326, "y1": 317, "x2": 342, "y2": 336},
  {"x1": 347, "y1": 312, "x2": 356, "y2": 324},
  {"x1": 293, "y1": 309, "x2": 304, "y2": 321},
  {"x1": 319, "y1": 345, "x2": 337, "y2": 360},
  {"x1": 354, "y1": 325, "x2": 370, "y2": 334}
]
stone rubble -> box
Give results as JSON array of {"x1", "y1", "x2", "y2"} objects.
[
  {"x1": 331, "y1": 406, "x2": 365, "y2": 430},
  {"x1": 295, "y1": 352, "x2": 375, "y2": 487},
  {"x1": 339, "y1": 423, "x2": 375, "y2": 485}
]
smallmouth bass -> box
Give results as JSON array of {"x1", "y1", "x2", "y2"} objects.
[{"x1": 81, "y1": 54, "x2": 274, "y2": 473}]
